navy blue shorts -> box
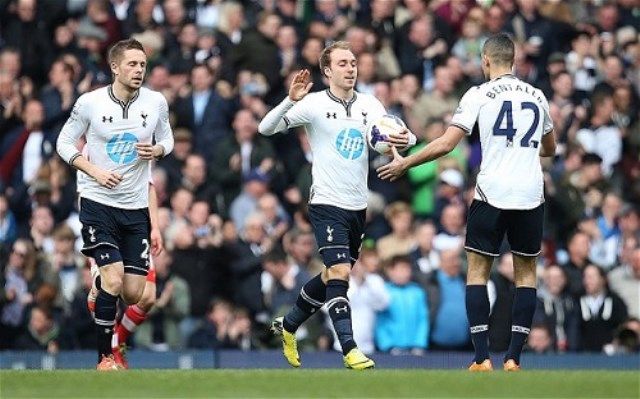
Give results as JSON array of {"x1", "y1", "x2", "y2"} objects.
[
  {"x1": 465, "y1": 200, "x2": 544, "y2": 257},
  {"x1": 79, "y1": 198, "x2": 151, "y2": 275},
  {"x1": 308, "y1": 204, "x2": 366, "y2": 267}
]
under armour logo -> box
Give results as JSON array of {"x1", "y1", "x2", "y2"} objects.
[
  {"x1": 88, "y1": 226, "x2": 96, "y2": 242},
  {"x1": 362, "y1": 111, "x2": 368, "y2": 125},
  {"x1": 104, "y1": 328, "x2": 111, "y2": 334},
  {"x1": 141, "y1": 112, "x2": 148, "y2": 127},
  {"x1": 337, "y1": 253, "x2": 346, "y2": 259},
  {"x1": 326, "y1": 112, "x2": 337, "y2": 119},
  {"x1": 102, "y1": 116, "x2": 113, "y2": 123},
  {"x1": 100, "y1": 253, "x2": 110, "y2": 260},
  {"x1": 334, "y1": 305, "x2": 348, "y2": 314},
  {"x1": 326, "y1": 226, "x2": 334, "y2": 242}
]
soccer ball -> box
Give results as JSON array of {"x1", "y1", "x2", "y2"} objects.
[{"x1": 365, "y1": 114, "x2": 407, "y2": 154}]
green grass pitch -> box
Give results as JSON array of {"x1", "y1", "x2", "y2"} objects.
[{"x1": 1, "y1": 370, "x2": 638, "y2": 398}]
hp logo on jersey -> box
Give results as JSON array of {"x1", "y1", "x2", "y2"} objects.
[
  {"x1": 106, "y1": 132, "x2": 138, "y2": 164},
  {"x1": 335, "y1": 128, "x2": 365, "y2": 160}
]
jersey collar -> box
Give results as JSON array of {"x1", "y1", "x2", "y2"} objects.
[
  {"x1": 491, "y1": 73, "x2": 516, "y2": 82},
  {"x1": 325, "y1": 89, "x2": 357, "y2": 117},
  {"x1": 108, "y1": 85, "x2": 140, "y2": 119}
]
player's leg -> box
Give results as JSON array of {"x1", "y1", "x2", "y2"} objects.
[
  {"x1": 272, "y1": 205, "x2": 337, "y2": 367},
  {"x1": 324, "y1": 206, "x2": 373, "y2": 369},
  {"x1": 112, "y1": 207, "x2": 152, "y2": 368},
  {"x1": 87, "y1": 258, "x2": 100, "y2": 316},
  {"x1": 79, "y1": 198, "x2": 125, "y2": 370},
  {"x1": 504, "y1": 204, "x2": 544, "y2": 370},
  {"x1": 113, "y1": 271, "x2": 156, "y2": 369},
  {"x1": 464, "y1": 200, "x2": 506, "y2": 371},
  {"x1": 93, "y1": 254, "x2": 125, "y2": 370}
]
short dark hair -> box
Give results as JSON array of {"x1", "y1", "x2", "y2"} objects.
[
  {"x1": 582, "y1": 152, "x2": 603, "y2": 165},
  {"x1": 386, "y1": 255, "x2": 412, "y2": 269},
  {"x1": 482, "y1": 33, "x2": 515, "y2": 67},
  {"x1": 319, "y1": 41, "x2": 352, "y2": 77},
  {"x1": 263, "y1": 247, "x2": 288, "y2": 264},
  {"x1": 108, "y1": 38, "x2": 145, "y2": 65}
]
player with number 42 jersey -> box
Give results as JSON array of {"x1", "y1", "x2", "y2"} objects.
[
  {"x1": 378, "y1": 33, "x2": 556, "y2": 372},
  {"x1": 450, "y1": 68, "x2": 554, "y2": 210}
]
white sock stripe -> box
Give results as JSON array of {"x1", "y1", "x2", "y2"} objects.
[
  {"x1": 95, "y1": 318, "x2": 115, "y2": 326},
  {"x1": 512, "y1": 325, "x2": 531, "y2": 334},
  {"x1": 325, "y1": 296, "x2": 349, "y2": 310},
  {"x1": 121, "y1": 315, "x2": 137, "y2": 332},
  {"x1": 318, "y1": 245, "x2": 350, "y2": 252},
  {"x1": 470, "y1": 324, "x2": 489, "y2": 333},
  {"x1": 300, "y1": 288, "x2": 324, "y2": 308}
]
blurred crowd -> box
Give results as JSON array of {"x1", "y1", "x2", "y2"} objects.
[{"x1": 0, "y1": 0, "x2": 639, "y2": 356}]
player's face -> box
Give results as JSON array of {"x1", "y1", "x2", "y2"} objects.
[
  {"x1": 326, "y1": 49, "x2": 357, "y2": 91},
  {"x1": 112, "y1": 49, "x2": 147, "y2": 90}
]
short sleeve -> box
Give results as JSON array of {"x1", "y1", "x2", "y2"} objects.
[
  {"x1": 540, "y1": 93, "x2": 554, "y2": 135},
  {"x1": 450, "y1": 87, "x2": 481, "y2": 135}
]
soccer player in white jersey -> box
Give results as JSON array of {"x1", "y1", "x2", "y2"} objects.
[
  {"x1": 56, "y1": 39, "x2": 174, "y2": 370},
  {"x1": 259, "y1": 41, "x2": 416, "y2": 369},
  {"x1": 378, "y1": 34, "x2": 556, "y2": 371}
]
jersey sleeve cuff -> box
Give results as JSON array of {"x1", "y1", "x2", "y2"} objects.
[
  {"x1": 450, "y1": 122, "x2": 471, "y2": 135},
  {"x1": 68, "y1": 152, "x2": 82, "y2": 166}
]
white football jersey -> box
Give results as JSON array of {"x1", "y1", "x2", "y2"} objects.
[
  {"x1": 450, "y1": 74, "x2": 553, "y2": 210},
  {"x1": 260, "y1": 90, "x2": 387, "y2": 210},
  {"x1": 57, "y1": 86, "x2": 174, "y2": 209}
]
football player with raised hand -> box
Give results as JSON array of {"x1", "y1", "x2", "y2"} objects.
[{"x1": 259, "y1": 41, "x2": 416, "y2": 369}]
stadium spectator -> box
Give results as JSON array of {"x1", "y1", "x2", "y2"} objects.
[
  {"x1": 188, "y1": 298, "x2": 235, "y2": 349},
  {"x1": 534, "y1": 264, "x2": 580, "y2": 352},
  {"x1": 229, "y1": 170, "x2": 271, "y2": 230},
  {"x1": 561, "y1": 230, "x2": 592, "y2": 298},
  {"x1": 425, "y1": 249, "x2": 470, "y2": 350},
  {"x1": 377, "y1": 201, "x2": 416, "y2": 261},
  {"x1": 575, "y1": 91, "x2": 622, "y2": 177},
  {"x1": 525, "y1": 323, "x2": 554, "y2": 354},
  {"x1": 229, "y1": 212, "x2": 274, "y2": 317},
  {"x1": 44, "y1": 224, "x2": 84, "y2": 308},
  {"x1": 578, "y1": 264, "x2": 628, "y2": 352},
  {"x1": 0, "y1": 193, "x2": 18, "y2": 247},
  {"x1": 14, "y1": 306, "x2": 65, "y2": 353},
  {"x1": 173, "y1": 64, "x2": 235, "y2": 163},
  {"x1": 608, "y1": 248, "x2": 640, "y2": 320},
  {"x1": 410, "y1": 66, "x2": 458, "y2": 131},
  {"x1": 0, "y1": 239, "x2": 37, "y2": 349},
  {"x1": 409, "y1": 220, "x2": 440, "y2": 278},
  {"x1": 375, "y1": 255, "x2": 429, "y2": 354},
  {"x1": 433, "y1": 204, "x2": 465, "y2": 252},
  {"x1": 210, "y1": 109, "x2": 276, "y2": 210}
]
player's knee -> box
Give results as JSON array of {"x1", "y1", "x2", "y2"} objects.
[
  {"x1": 137, "y1": 284, "x2": 156, "y2": 311},
  {"x1": 122, "y1": 284, "x2": 145, "y2": 305},
  {"x1": 325, "y1": 263, "x2": 350, "y2": 281},
  {"x1": 101, "y1": 274, "x2": 124, "y2": 296}
]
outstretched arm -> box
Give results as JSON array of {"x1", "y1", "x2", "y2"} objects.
[{"x1": 377, "y1": 125, "x2": 466, "y2": 181}]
